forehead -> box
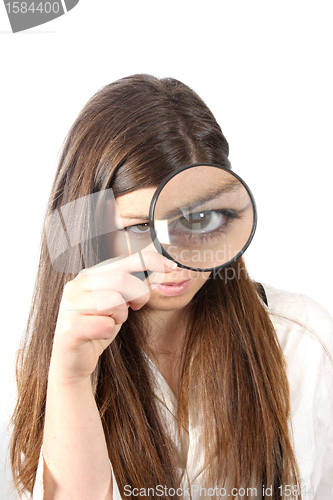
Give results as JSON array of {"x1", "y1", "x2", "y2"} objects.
[{"x1": 114, "y1": 187, "x2": 157, "y2": 218}]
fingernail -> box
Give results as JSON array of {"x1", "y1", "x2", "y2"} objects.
[{"x1": 164, "y1": 259, "x2": 177, "y2": 269}]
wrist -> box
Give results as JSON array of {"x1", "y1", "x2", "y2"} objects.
[{"x1": 47, "y1": 363, "x2": 93, "y2": 390}]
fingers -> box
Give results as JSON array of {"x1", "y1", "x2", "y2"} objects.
[
  {"x1": 53, "y1": 249, "x2": 178, "y2": 381},
  {"x1": 69, "y1": 250, "x2": 177, "y2": 312},
  {"x1": 58, "y1": 313, "x2": 117, "y2": 343},
  {"x1": 87, "y1": 250, "x2": 177, "y2": 276},
  {"x1": 63, "y1": 290, "x2": 130, "y2": 322},
  {"x1": 73, "y1": 271, "x2": 149, "y2": 311}
]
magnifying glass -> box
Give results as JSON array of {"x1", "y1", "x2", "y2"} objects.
[
  {"x1": 45, "y1": 163, "x2": 256, "y2": 274},
  {"x1": 124, "y1": 163, "x2": 257, "y2": 273}
]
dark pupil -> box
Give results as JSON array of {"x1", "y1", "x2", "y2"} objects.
[{"x1": 181, "y1": 211, "x2": 211, "y2": 230}]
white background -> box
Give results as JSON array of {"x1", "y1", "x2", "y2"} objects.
[{"x1": 1, "y1": 1, "x2": 332, "y2": 498}]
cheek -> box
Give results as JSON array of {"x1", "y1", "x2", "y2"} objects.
[
  {"x1": 103, "y1": 231, "x2": 130, "y2": 259},
  {"x1": 202, "y1": 271, "x2": 211, "y2": 280},
  {"x1": 194, "y1": 271, "x2": 211, "y2": 290},
  {"x1": 186, "y1": 271, "x2": 211, "y2": 295}
]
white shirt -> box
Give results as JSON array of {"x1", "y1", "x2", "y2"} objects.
[{"x1": 30, "y1": 285, "x2": 333, "y2": 499}]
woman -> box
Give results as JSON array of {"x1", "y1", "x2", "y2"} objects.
[{"x1": 10, "y1": 74, "x2": 333, "y2": 499}]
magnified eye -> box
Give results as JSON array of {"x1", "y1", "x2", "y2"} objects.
[
  {"x1": 174, "y1": 209, "x2": 237, "y2": 234},
  {"x1": 178, "y1": 210, "x2": 227, "y2": 233},
  {"x1": 166, "y1": 209, "x2": 241, "y2": 247}
]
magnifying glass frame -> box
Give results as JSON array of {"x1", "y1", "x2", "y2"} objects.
[{"x1": 149, "y1": 163, "x2": 257, "y2": 272}]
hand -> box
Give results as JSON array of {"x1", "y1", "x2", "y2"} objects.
[{"x1": 49, "y1": 251, "x2": 177, "y2": 384}]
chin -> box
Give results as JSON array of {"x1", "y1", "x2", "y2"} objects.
[{"x1": 145, "y1": 289, "x2": 193, "y2": 311}]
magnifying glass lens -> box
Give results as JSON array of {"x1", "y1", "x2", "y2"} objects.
[{"x1": 151, "y1": 165, "x2": 256, "y2": 271}]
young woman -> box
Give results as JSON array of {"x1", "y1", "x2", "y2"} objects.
[{"x1": 10, "y1": 74, "x2": 333, "y2": 500}]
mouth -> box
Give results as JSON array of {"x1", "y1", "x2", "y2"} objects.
[{"x1": 150, "y1": 279, "x2": 192, "y2": 296}]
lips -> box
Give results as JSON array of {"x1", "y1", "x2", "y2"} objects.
[
  {"x1": 150, "y1": 279, "x2": 192, "y2": 297},
  {"x1": 156, "y1": 280, "x2": 190, "y2": 286}
]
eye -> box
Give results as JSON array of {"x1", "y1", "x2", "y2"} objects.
[
  {"x1": 177, "y1": 210, "x2": 227, "y2": 233},
  {"x1": 126, "y1": 223, "x2": 150, "y2": 237}
]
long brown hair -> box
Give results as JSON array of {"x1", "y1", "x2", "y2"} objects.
[{"x1": 10, "y1": 74, "x2": 299, "y2": 498}]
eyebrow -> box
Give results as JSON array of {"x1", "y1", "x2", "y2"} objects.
[
  {"x1": 156, "y1": 180, "x2": 242, "y2": 220},
  {"x1": 117, "y1": 179, "x2": 242, "y2": 222},
  {"x1": 117, "y1": 214, "x2": 150, "y2": 222}
]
